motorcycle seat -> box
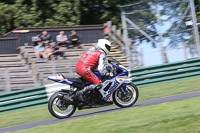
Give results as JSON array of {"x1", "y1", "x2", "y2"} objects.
[{"x1": 67, "y1": 77, "x2": 84, "y2": 84}]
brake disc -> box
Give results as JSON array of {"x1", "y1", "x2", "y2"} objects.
[
  {"x1": 118, "y1": 90, "x2": 133, "y2": 102},
  {"x1": 56, "y1": 100, "x2": 69, "y2": 111}
]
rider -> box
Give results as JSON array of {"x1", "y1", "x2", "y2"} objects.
[{"x1": 76, "y1": 39, "x2": 111, "y2": 102}]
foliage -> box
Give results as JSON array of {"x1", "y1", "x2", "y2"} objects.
[
  {"x1": 195, "y1": 0, "x2": 200, "y2": 28},
  {"x1": 0, "y1": 3, "x2": 16, "y2": 34},
  {"x1": 0, "y1": 0, "x2": 80, "y2": 34},
  {"x1": 14, "y1": 0, "x2": 80, "y2": 27},
  {"x1": 0, "y1": 0, "x2": 133, "y2": 35},
  {"x1": 0, "y1": 0, "x2": 199, "y2": 48},
  {"x1": 79, "y1": 0, "x2": 132, "y2": 26},
  {"x1": 120, "y1": 0, "x2": 158, "y2": 45},
  {"x1": 119, "y1": 0, "x2": 200, "y2": 48},
  {"x1": 158, "y1": 0, "x2": 200, "y2": 48}
]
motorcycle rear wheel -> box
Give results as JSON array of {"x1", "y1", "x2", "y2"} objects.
[
  {"x1": 48, "y1": 92, "x2": 76, "y2": 119},
  {"x1": 113, "y1": 83, "x2": 139, "y2": 108}
]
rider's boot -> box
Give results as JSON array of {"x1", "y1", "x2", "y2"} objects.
[{"x1": 76, "y1": 84, "x2": 102, "y2": 102}]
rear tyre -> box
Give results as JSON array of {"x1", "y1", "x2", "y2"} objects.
[
  {"x1": 113, "y1": 83, "x2": 139, "y2": 108},
  {"x1": 48, "y1": 92, "x2": 76, "y2": 119}
]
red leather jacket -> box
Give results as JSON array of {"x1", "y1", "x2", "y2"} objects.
[
  {"x1": 80, "y1": 50, "x2": 103, "y2": 71},
  {"x1": 76, "y1": 45, "x2": 107, "y2": 75}
]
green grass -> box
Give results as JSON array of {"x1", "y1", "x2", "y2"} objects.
[
  {"x1": 138, "y1": 76, "x2": 200, "y2": 101},
  {"x1": 1, "y1": 77, "x2": 200, "y2": 129},
  {"x1": 13, "y1": 97, "x2": 200, "y2": 133}
]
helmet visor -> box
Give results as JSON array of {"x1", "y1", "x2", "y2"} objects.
[{"x1": 105, "y1": 44, "x2": 111, "y2": 52}]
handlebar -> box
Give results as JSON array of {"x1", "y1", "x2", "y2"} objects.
[{"x1": 108, "y1": 57, "x2": 121, "y2": 65}]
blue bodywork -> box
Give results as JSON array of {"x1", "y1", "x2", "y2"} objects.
[
  {"x1": 48, "y1": 64, "x2": 130, "y2": 101},
  {"x1": 49, "y1": 64, "x2": 129, "y2": 88},
  {"x1": 113, "y1": 65, "x2": 128, "y2": 77}
]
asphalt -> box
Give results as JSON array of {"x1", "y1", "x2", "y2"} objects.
[{"x1": 1, "y1": 91, "x2": 200, "y2": 133}]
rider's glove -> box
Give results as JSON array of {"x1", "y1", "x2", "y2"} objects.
[
  {"x1": 109, "y1": 72, "x2": 114, "y2": 77},
  {"x1": 106, "y1": 72, "x2": 113, "y2": 77}
]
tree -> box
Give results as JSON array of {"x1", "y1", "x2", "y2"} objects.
[
  {"x1": 195, "y1": 0, "x2": 200, "y2": 30},
  {"x1": 14, "y1": 0, "x2": 80, "y2": 27},
  {"x1": 0, "y1": 0, "x2": 144, "y2": 35},
  {"x1": 0, "y1": 3, "x2": 16, "y2": 35},
  {"x1": 0, "y1": 0, "x2": 81, "y2": 35},
  {"x1": 44, "y1": 0, "x2": 80, "y2": 26},
  {"x1": 119, "y1": 0, "x2": 158, "y2": 47},
  {"x1": 79, "y1": 0, "x2": 133, "y2": 26}
]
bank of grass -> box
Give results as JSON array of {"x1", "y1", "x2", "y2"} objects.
[
  {"x1": 14, "y1": 97, "x2": 200, "y2": 133},
  {"x1": 1, "y1": 77, "x2": 200, "y2": 129}
]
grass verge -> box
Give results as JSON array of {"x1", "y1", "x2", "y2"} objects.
[
  {"x1": 14, "y1": 97, "x2": 200, "y2": 133},
  {"x1": 1, "y1": 77, "x2": 200, "y2": 129}
]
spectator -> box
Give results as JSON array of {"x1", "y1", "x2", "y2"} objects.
[
  {"x1": 46, "y1": 41, "x2": 64, "y2": 59},
  {"x1": 45, "y1": 42, "x2": 54, "y2": 60},
  {"x1": 40, "y1": 31, "x2": 51, "y2": 46},
  {"x1": 56, "y1": 31, "x2": 69, "y2": 46},
  {"x1": 69, "y1": 30, "x2": 81, "y2": 48},
  {"x1": 34, "y1": 41, "x2": 48, "y2": 61},
  {"x1": 32, "y1": 33, "x2": 41, "y2": 46}
]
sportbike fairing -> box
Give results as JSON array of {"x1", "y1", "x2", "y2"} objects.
[
  {"x1": 99, "y1": 76, "x2": 131, "y2": 102},
  {"x1": 48, "y1": 63, "x2": 131, "y2": 102},
  {"x1": 48, "y1": 58, "x2": 139, "y2": 119}
]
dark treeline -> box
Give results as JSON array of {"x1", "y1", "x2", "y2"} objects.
[
  {"x1": 0, "y1": 0, "x2": 199, "y2": 36},
  {"x1": 0, "y1": 0, "x2": 133, "y2": 35}
]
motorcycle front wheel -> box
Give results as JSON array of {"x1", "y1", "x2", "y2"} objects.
[
  {"x1": 113, "y1": 83, "x2": 139, "y2": 108},
  {"x1": 48, "y1": 92, "x2": 76, "y2": 119}
]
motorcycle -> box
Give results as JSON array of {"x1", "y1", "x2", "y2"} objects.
[{"x1": 48, "y1": 58, "x2": 139, "y2": 119}]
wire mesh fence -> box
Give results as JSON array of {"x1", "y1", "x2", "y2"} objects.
[{"x1": 120, "y1": 0, "x2": 200, "y2": 66}]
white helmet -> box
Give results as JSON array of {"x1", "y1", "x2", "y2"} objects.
[{"x1": 96, "y1": 39, "x2": 111, "y2": 55}]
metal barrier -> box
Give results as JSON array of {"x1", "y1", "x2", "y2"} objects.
[
  {"x1": 130, "y1": 58, "x2": 200, "y2": 85},
  {"x1": 0, "y1": 86, "x2": 47, "y2": 112},
  {"x1": 1, "y1": 58, "x2": 200, "y2": 113},
  {"x1": 0, "y1": 70, "x2": 7, "y2": 92},
  {"x1": 0, "y1": 83, "x2": 70, "y2": 113}
]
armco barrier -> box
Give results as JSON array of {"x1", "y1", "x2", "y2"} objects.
[
  {"x1": 0, "y1": 86, "x2": 47, "y2": 112},
  {"x1": 1, "y1": 58, "x2": 200, "y2": 113},
  {"x1": 0, "y1": 83, "x2": 70, "y2": 112},
  {"x1": 130, "y1": 58, "x2": 200, "y2": 85}
]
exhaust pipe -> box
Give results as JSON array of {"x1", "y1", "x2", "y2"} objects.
[
  {"x1": 57, "y1": 93, "x2": 73, "y2": 103},
  {"x1": 57, "y1": 93, "x2": 64, "y2": 99}
]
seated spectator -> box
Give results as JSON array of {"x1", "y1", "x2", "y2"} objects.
[
  {"x1": 40, "y1": 31, "x2": 51, "y2": 46},
  {"x1": 68, "y1": 30, "x2": 81, "y2": 48},
  {"x1": 45, "y1": 43, "x2": 54, "y2": 60},
  {"x1": 56, "y1": 31, "x2": 69, "y2": 46},
  {"x1": 46, "y1": 41, "x2": 64, "y2": 59},
  {"x1": 32, "y1": 33, "x2": 41, "y2": 46},
  {"x1": 34, "y1": 41, "x2": 48, "y2": 61}
]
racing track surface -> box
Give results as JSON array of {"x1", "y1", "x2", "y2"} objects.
[{"x1": 1, "y1": 91, "x2": 200, "y2": 133}]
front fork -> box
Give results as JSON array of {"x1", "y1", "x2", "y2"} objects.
[{"x1": 118, "y1": 83, "x2": 128, "y2": 96}]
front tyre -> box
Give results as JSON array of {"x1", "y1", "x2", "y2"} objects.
[
  {"x1": 113, "y1": 83, "x2": 139, "y2": 108},
  {"x1": 48, "y1": 92, "x2": 76, "y2": 119}
]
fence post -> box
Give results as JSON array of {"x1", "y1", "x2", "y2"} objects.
[
  {"x1": 104, "y1": 21, "x2": 125, "y2": 50},
  {"x1": 51, "y1": 60, "x2": 56, "y2": 75},
  {"x1": 116, "y1": 29, "x2": 121, "y2": 39},
  {"x1": 161, "y1": 46, "x2": 168, "y2": 63},
  {"x1": 140, "y1": 48, "x2": 144, "y2": 67},
  {"x1": 183, "y1": 44, "x2": 187, "y2": 60},
  {"x1": 31, "y1": 62, "x2": 39, "y2": 86},
  {"x1": 0, "y1": 69, "x2": 5, "y2": 92},
  {"x1": 5, "y1": 69, "x2": 11, "y2": 92}
]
